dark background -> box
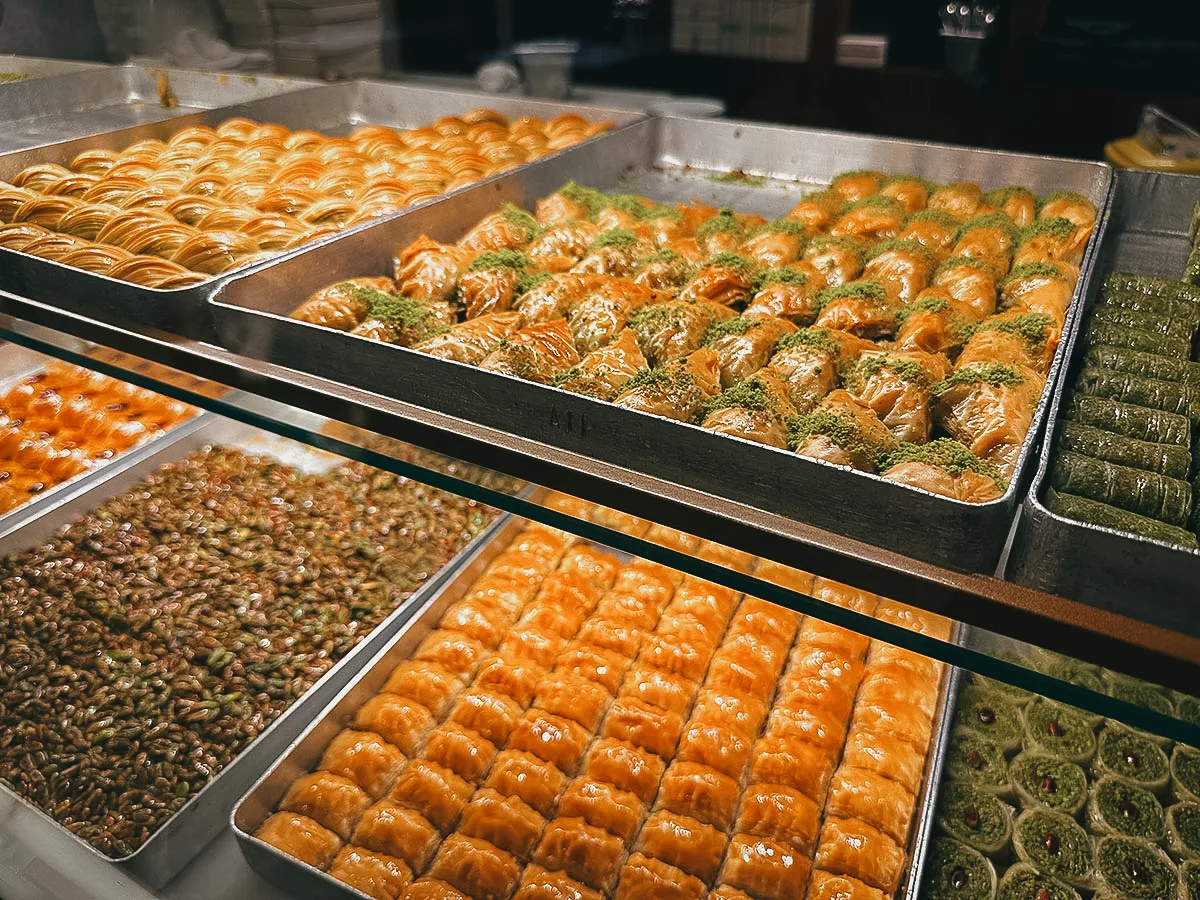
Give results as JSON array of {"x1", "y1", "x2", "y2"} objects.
[{"x1": 2, "y1": 0, "x2": 1198, "y2": 161}]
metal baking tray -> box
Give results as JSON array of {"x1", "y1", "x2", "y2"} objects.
[
  {"x1": 0, "y1": 81, "x2": 643, "y2": 341},
  {"x1": 0, "y1": 55, "x2": 109, "y2": 87},
  {"x1": 0, "y1": 65, "x2": 313, "y2": 152},
  {"x1": 211, "y1": 115, "x2": 1114, "y2": 575},
  {"x1": 1007, "y1": 168, "x2": 1200, "y2": 637},
  {"x1": 0, "y1": 414, "x2": 514, "y2": 889},
  {"x1": 0, "y1": 342, "x2": 210, "y2": 538},
  {"x1": 232, "y1": 523, "x2": 960, "y2": 900}
]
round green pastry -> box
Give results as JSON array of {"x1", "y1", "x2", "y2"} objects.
[
  {"x1": 996, "y1": 864, "x2": 1081, "y2": 900},
  {"x1": 1087, "y1": 776, "x2": 1165, "y2": 841},
  {"x1": 1095, "y1": 835, "x2": 1179, "y2": 899},
  {"x1": 1173, "y1": 746, "x2": 1200, "y2": 805},
  {"x1": 947, "y1": 728, "x2": 1013, "y2": 796},
  {"x1": 1168, "y1": 803, "x2": 1200, "y2": 862},
  {"x1": 1045, "y1": 657, "x2": 1106, "y2": 695},
  {"x1": 1023, "y1": 699, "x2": 1098, "y2": 765},
  {"x1": 1180, "y1": 858, "x2": 1200, "y2": 899},
  {"x1": 971, "y1": 652, "x2": 1037, "y2": 705},
  {"x1": 1094, "y1": 726, "x2": 1171, "y2": 796},
  {"x1": 1010, "y1": 751, "x2": 1088, "y2": 817},
  {"x1": 1176, "y1": 695, "x2": 1200, "y2": 728},
  {"x1": 936, "y1": 780, "x2": 1014, "y2": 858},
  {"x1": 924, "y1": 837, "x2": 999, "y2": 900},
  {"x1": 956, "y1": 687, "x2": 1025, "y2": 755},
  {"x1": 1012, "y1": 808, "x2": 1096, "y2": 889},
  {"x1": 1107, "y1": 676, "x2": 1176, "y2": 745}
]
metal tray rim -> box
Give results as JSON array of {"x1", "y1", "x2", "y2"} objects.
[{"x1": 0, "y1": 418, "x2": 517, "y2": 883}]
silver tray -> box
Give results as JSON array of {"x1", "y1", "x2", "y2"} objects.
[
  {"x1": 232, "y1": 523, "x2": 960, "y2": 900},
  {"x1": 0, "y1": 55, "x2": 109, "y2": 89},
  {"x1": 210, "y1": 115, "x2": 1114, "y2": 575},
  {"x1": 0, "y1": 342, "x2": 211, "y2": 538},
  {"x1": 1007, "y1": 168, "x2": 1200, "y2": 637},
  {"x1": 0, "y1": 65, "x2": 313, "y2": 152},
  {"x1": 0, "y1": 81, "x2": 643, "y2": 341},
  {"x1": 0, "y1": 414, "x2": 514, "y2": 889}
]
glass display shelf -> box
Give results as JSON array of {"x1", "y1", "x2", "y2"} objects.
[{"x1": 0, "y1": 331, "x2": 1198, "y2": 900}]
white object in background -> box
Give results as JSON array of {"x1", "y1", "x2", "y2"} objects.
[
  {"x1": 512, "y1": 40, "x2": 579, "y2": 100},
  {"x1": 646, "y1": 97, "x2": 726, "y2": 118},
  {"x1": 476, "y1": 61, "x2": 520, "y2": 94},
  {"x1": 128, "y1": 27, "x2": 272, "y2": 71},
  {"x1": 836, "y1": 33, "x2": 888, "y2": 68}
]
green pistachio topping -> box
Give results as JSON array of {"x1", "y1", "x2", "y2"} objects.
[
  {"x1": 1038, "y1": 190, "x2": 1094, "y2": 213},
  {"x1": 935, "y1": 255, "x2": 996, "y2": 278},
  {"x1": 515, "y1": 271, "x2": 553, "y2": 294},
  {"x1": 704, "y1": 375, "x2": 783, "y2": 414},
  {"x1": 983, "y1": 185, "x2": 1035, "y2": 206},
  {"x1": 881, "y1": 172, "x2": 937, "y2": 191},
  {"x1": 755, "y1": 268, "x2": 809, "y2": 290},
  {"x1": 703, "y1": 251, "x2": 756, "y2": 277},
  {"x1": 696, "y1": 207, "x2": 744, "y2": 240},
  {"x1": 750, "y1": 218, "x2": 808, "y2": 237},
  {"x1": 559, "y1": 180, "x2": 606, "y2": 215},
  {"x1": 832, "y1": 169, "x2": 882, "y2": 185},
  {"x1": 1003, "y1": 261, "x2": 1072, "y2": 285},
  {"x1": 957, "y1": 211, "x2": 1020, "y2": 241},
  {"x1": 807, "y1": 234, "x2": 869, "y2": 255},
  {"x1": 364, "y1": 293, "x2": 450, "y2": 340},
  {"x1": 586, "y1": 228, "x2": 638, "y2": 251},
  {"x1": 775, "y1": 328, "x2": 838, "y2": 355},
  {"x1": 843, "y1": 354, "x2": 928, "y2": 390},
  {"x1": 907, "y1": 208, "x2": 960, "y2": 227},
  {"x1": 499, "y1": 203, "x2": 543, "y2": 238},
  {"x1": 881, "y1": 438, "x2": 1006, "y2": 490},
  {"x1": 865, "y1": 237, "x2": 938, "y2": 266},
  {"x1": 838, "y1": 195, "x2": 906, "y2": 216},
  {"x1": 468, "y1": 249, "x2": 533, "y2": 272},
  {"x1": 815, "y1": 279, "x2": 888, "y2": 311},
  {"x1": 934, "y1": 363, "x2": 1026, "y2": 393},
  {"x1": 1019, "y1": 216, "x2": 1076, "y2": 243},
  {"x1": 896, "y1": 294, "x2": 951, "y2": 325},
  {"x1": 967, "y1": 313, "x2": 1054, "y2": 346},
  {"x1": 702, "y1": 317, "x2": 757, "y2": 346}
]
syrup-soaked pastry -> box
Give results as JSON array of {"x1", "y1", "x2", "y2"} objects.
[
  {"x1": 256, "y1": 811, "x2": 343, "y2": 869},
  {"x1": 618, "y1": 665, "x2": 697, "y2": 717},
  {"x1": 457, "y1": 788, "x2": 547, "y2": 861},
  {"x1": 711, "y1": 886, "x2": 756, "y2": 900},
  {"x1": 534, "y1": 570, "x2": 603, "y2": 618},
  {"x1": 814, "y1": 817, "x2": 904, "y2": 893},
  {"x1": 514, "y1": 865, "x2": 602, "y2": 900},
  {"x1": 695, "y1": 541, "x2": 757, "y2": 574},
  {"x1": 782, "y1": 643, "x2": 863, "y2": 693},
  {"x1": 824, "y1": 766, "x2": 915, "y2": 845},
  {"x1": 690, "y1": 690, "x2": 767, "y2": 741},
  {"x1": 532, "y1": 672, "x2": 613, "y2": 732},
  {"x1": 448, "y1": 690, "x2": 524, "y2": 745},
  {"x1": 558, "y1": 545, "x2": 621, "y2": 592},
  {"x1": 388, "y1": 760, "x2": 473, "y2": 833},
  {"x1": 656, "y1": 761, "x2": 740, "y2": 831},
  {"x1": 554, "y1": 641, "x2": 629, "y2": 693},
  {"x1": 596, "y1": 591, "x2": 664, "y2": 630},
  {"x1": 613, "y1": 853, "x2": 707, "y2": 900},
  {"x1": 766, "y1": 704, "x2": 846, "y2": 755},
  {"x1": 613, "y1": 561, "x2": 681, "y2": 601},
  {"x1": 330, "y1": 846, "x2": 413, "y2": 900},
  {"x1": 706, "y1": 636, "x2": 784, "y2": 698},
  {"x1": 655, "y1": 612, "x2": 721, "y2": 655},
  {"x1": 852, "y1": 699, "x2": 932, "y2": 751},
  {"x1": 518, "y1": 604, "x2": 584, "y2": 642},
  {"x1": 720, "y1": 834, "x2": 811, "y2": 900},
  {"x1": 354, "y1": 802, "x2": 442, "y2": 872},
  {"x1": 672, "y1": 578, "x2": 740, "y2": 631},
  {"x1": 533, "y1": 817, "x2": 626, "y2": 893},
  {"x1": 727, "y1": 597, "x2": 800, "y2": 649},
  {"x1": 440, "y1": 597, "x2": 512, "y2": 647},
  {"x1": 872, "y1": 599, "x2": 952, "y2": 641},
  {"x1": 603, "y1": 698, "x2": 684, "y2": 760},
  {"x1": 838, "y1": 728, "x2": 924, "y2": 796},
  {"x1": 474, "y1": 656, "x2": 544, "y2": 709},
  {"x1": 577, "y1": 617, "x2": 644, "y2": 659},
  {"x1": 488, "y1": 549, "x2": 553, "y2": 586},
  {"x1": 805, "y1": 871, "x2": 885, "y2": 900},
  {"x1": 736, "y1": 783, "x2": 821, "y2": 855},
  {"x1": 507, "y1": 710, "x2": 591, "y2": 774},
  {"x1": 319, "y1": 730, "x2": 408, "y2": 800},
  {"x1": 749, "y1": 736, "x2": 838, "y2": 803},
  {"x1": 797, "y1": 618, "x2": 871, "y2": 663},
  {"x1": 500, "y1": 626, "x2": 565, "y2": 669},
  {"x1": 636, "y1": 810, "x2": 727, "y2": 883},
  {"x1": 855, "y1": 668, "x2": 938, "y2": 720},
  {"x1": 426, "y1": 834, "x2": 521, "y2": 900},
  {"x1": 637, "y1": 633, "x2": 710, "y2": 681},
  {"x1": 928, "y1": 182, "x2": 984, "y2": 222},
  {"x1": 400, "y1": 879, "x2": 471, "y2": 900},
  {"x1": 509, "y1": 529, "x2": 572, "y2": 567},
  {"x1": 355, "y1": 695, "x2": 436, "y2": 757},
  {"x1": 416, "y1": 311, "x2": 523, "y2": 365},
  {"x1": 583, "y1": 738, "x2": 666, "y2": 805},
  {"x1": 422, "y1": 723, "x2": 497, "y2": 784},
  {"x1": 866, "y1": 643, "x2": 942, "y2": 684},
  {"x1": 774, "y1": 678, "x2": 856, "y2": 731},
  {"x1": 464, "y1": 573, "x2": 537, "y2": 620},
  {"x1": 383, "y1": 661, "x2": 466, "y2": 719},
  {"x1": 557, "y1": 778, "x2": 646, "y2": 843},
  {"x1": 414, "y1": 631, "x2": 488, "y2": 680},
  {"x1": 644, "y1": 523, "x2": 702, "y2": 555},
  {"x1": 676, "y1": 721, "x2": 753, "y2": 780},
  {"x1": 478, "y1": 752, "x2": 563, "y2": 821},
  {"x1": 395, "y1": 236, "x2": 467, "y2": 304}
]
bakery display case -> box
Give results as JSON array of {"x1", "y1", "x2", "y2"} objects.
[{"x1": 0, "y1": 59, "x2": 1199, "y2": 900}]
